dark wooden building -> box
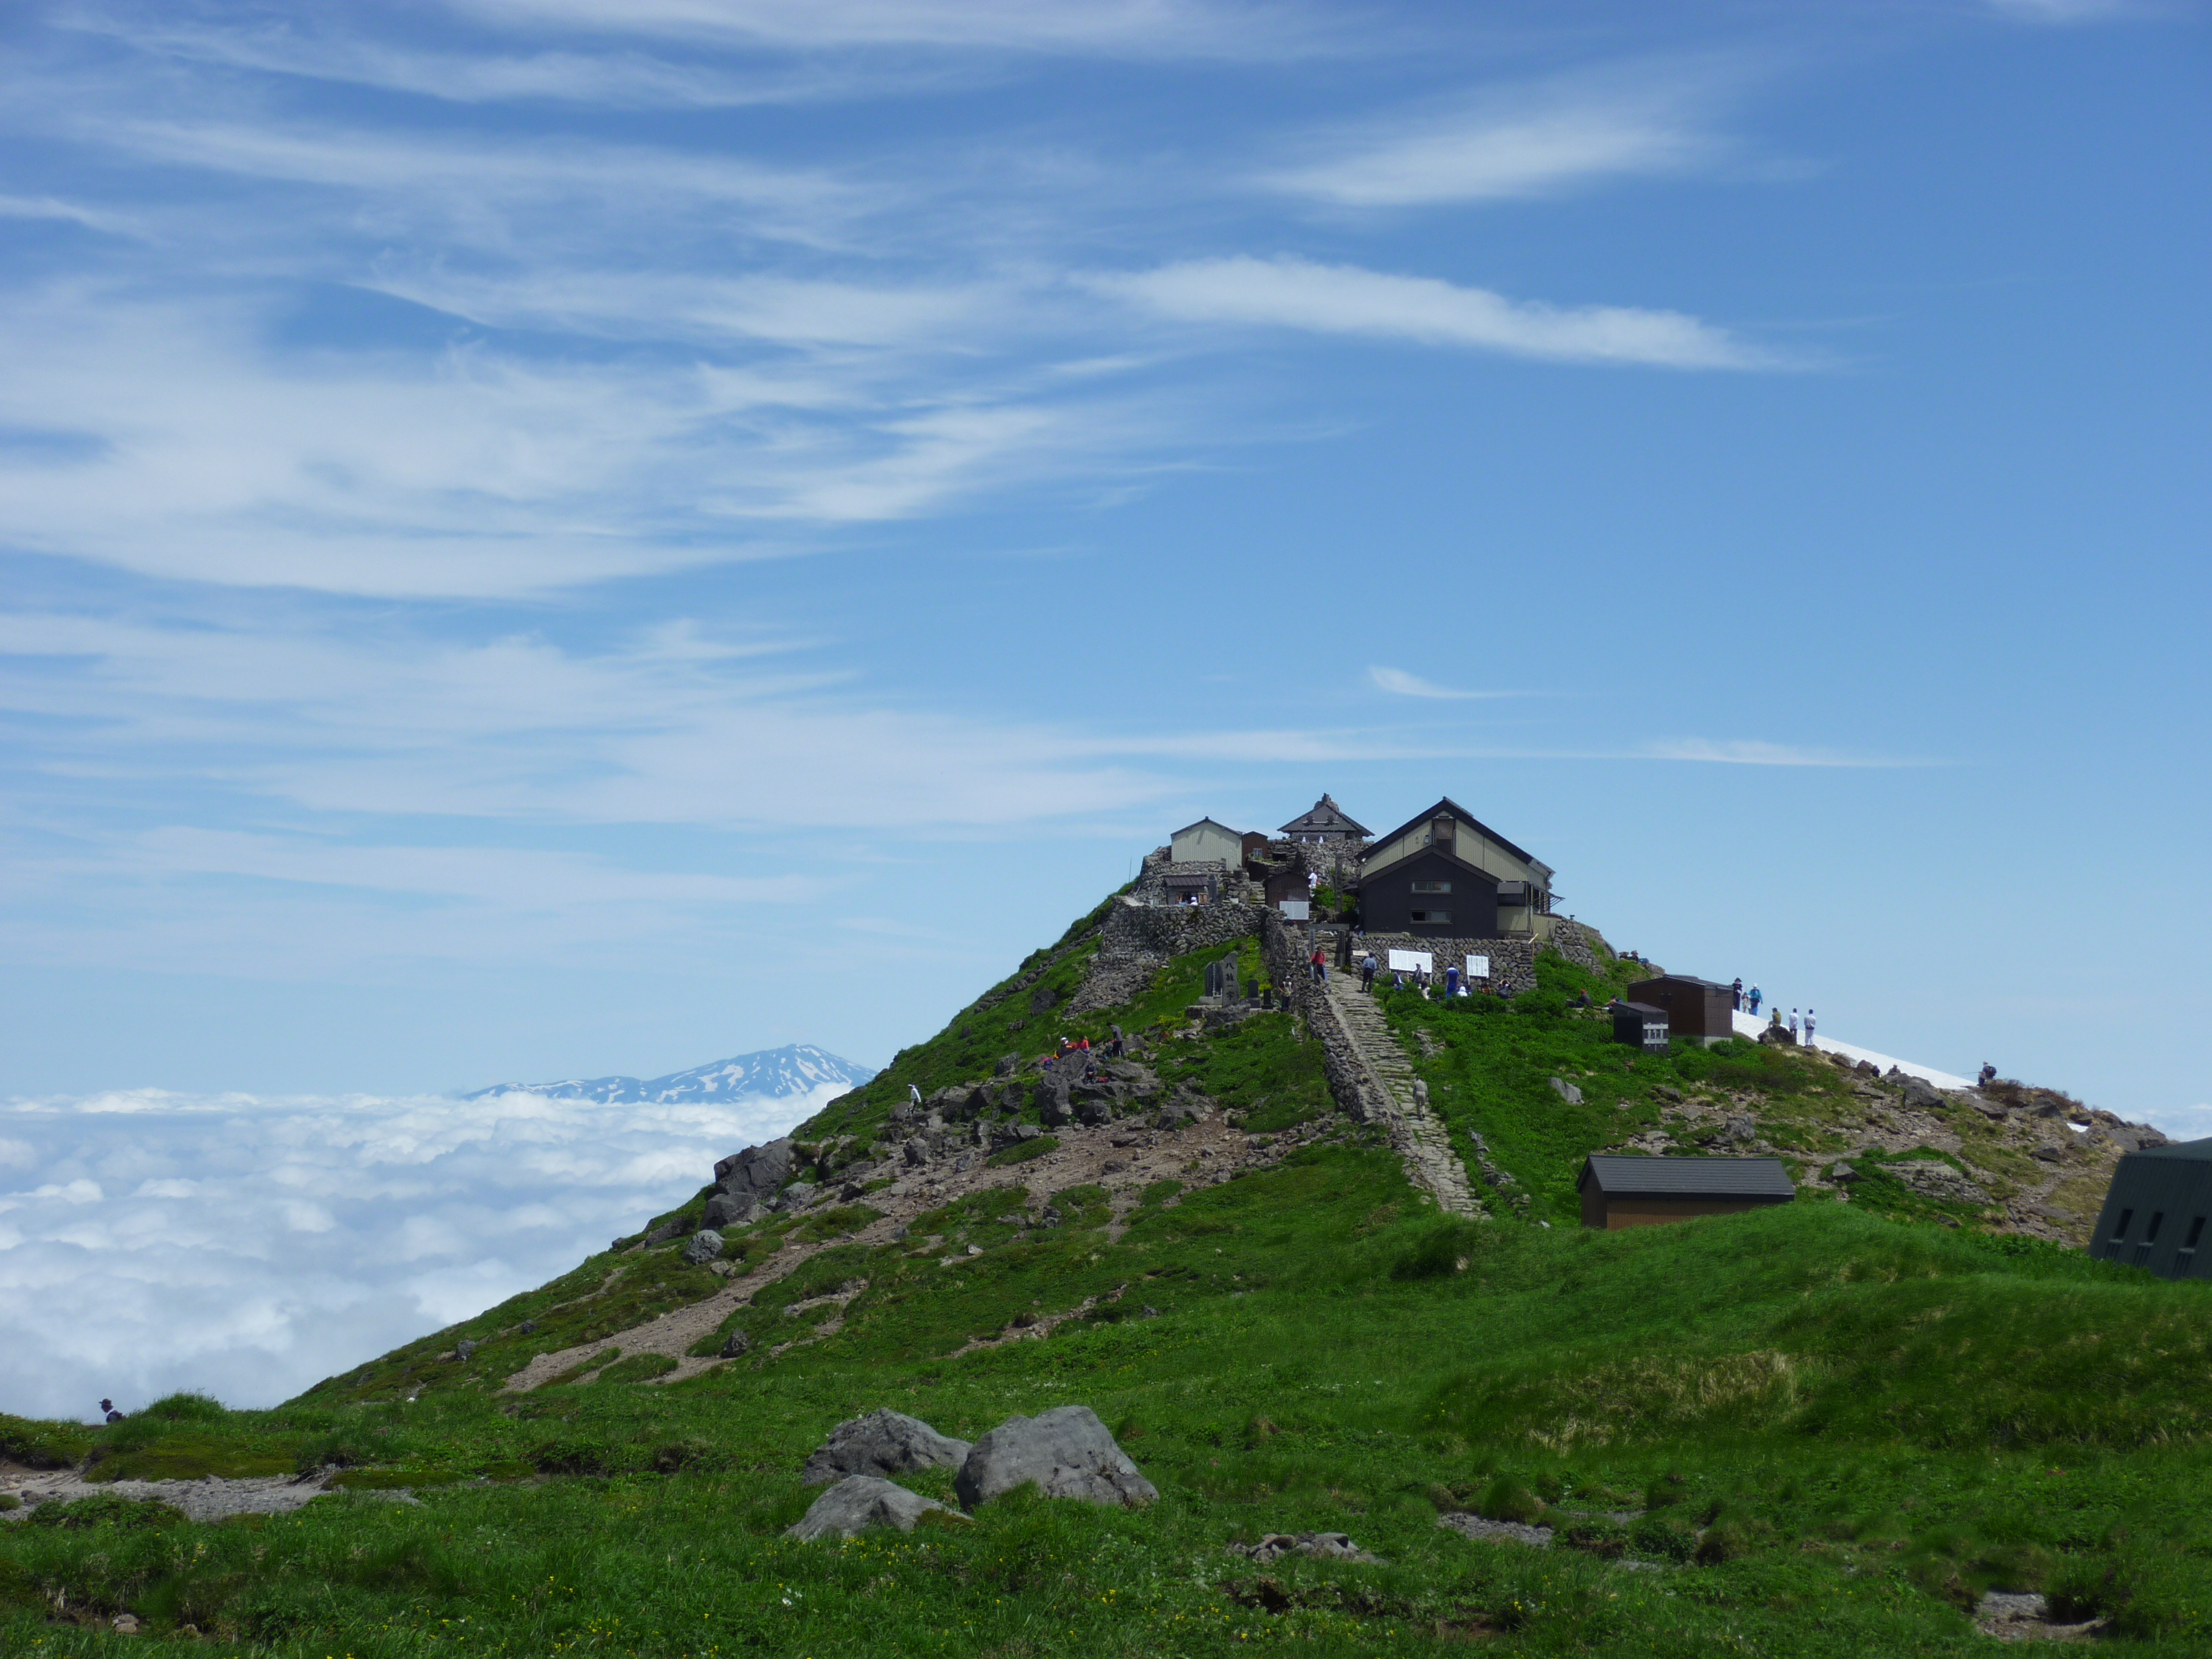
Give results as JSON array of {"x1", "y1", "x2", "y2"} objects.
[
  {"x1": 1279, "y1": 794, "x2": 1370, "y2": 843},
  {"x1": 1626, "y1": 975, "x2": 1735, "y2": 1044},
  {"x1": 1357, "y1": 797, "x2": 1552, "y2": 940},
  {"x1": 2089, "y1": 1138, "x2": 2212, "y2": 1280},
  {"x1": 1578, "y1": 1155, "x2": 1796, "y2": 1230},
  {"x1": 1612, "y1": 1001, "x2": 1670, "y2": 1053}
]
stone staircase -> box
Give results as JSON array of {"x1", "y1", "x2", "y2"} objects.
[{"x1": 1323, "y1": 972, "x2": 1482, "y2": 1218}]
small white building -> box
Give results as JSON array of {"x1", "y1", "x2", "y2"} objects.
[{"x1": 1170, "y1": 817, "x2": 1244, "y2": 865}]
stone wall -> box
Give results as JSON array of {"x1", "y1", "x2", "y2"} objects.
[
  {"x1": 1067, "y1": 897, "x2": 1262, "y2": 1015},
  {"x1": 1349, "y1": 917, "x2": 1603, "y2": 994},
  {"x1": 1261, "y1": 908, "x2": 1379, "y2": 1123}
]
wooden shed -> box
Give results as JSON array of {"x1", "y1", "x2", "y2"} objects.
[
  {"x1": 1626, "y1": 975, "x2": 1735, "y2": 1044},
  {"x1": 2089, "y1": 1137, "x2": 2212, "y2": 1280},
  {"x1": 1577, "y1": 1155, "x2": 1796, "y2": 1230}
]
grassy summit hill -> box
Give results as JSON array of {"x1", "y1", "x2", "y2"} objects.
[{"x1": 4, "y1": 898, "x2": 2209, "y2": 1657}]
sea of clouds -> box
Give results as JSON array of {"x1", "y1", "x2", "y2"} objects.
[{"x1": 0, "y1": 1086, "x2": 832, "y2": 1424}]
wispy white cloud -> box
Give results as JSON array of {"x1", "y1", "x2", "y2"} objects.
[
  {"x1": 1641, "y1": 738, "x2": 1930, "y2": 768},
  {"x1": 1981, "y1": 0, "x2": 2138, "y2": 22},
  {"x1": 1262, "y1": 64, "x2": 1737, "y2": 208},
  {"x1": 65, "y1": 9, "x2": 942, "y2": 108},
  {"x1": 445, "y1": 0, "x2": 1331, "y2": 59},
  {"x1": 1368, "y1": 666, "x2": 1521, "y2": 700},
  {"x1": 0, "y1": 1084, "x2": 830, "y2": 1417},
  {"x1": 1099, "y1": 255, "x2": 1782, "y2": 369},
  {"x1": 0, "y1": 193, "x2": 142, "y2": 235}
]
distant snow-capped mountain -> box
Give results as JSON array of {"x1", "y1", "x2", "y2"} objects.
[{"x1": 465, "y1": 1044, "x2": 875, "y2": 1105}]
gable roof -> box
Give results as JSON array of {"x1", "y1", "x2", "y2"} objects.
[
  {"x1": 1170, "y1": 817, "x2": 1241, "y2": 842},
  {"x1": 2128, "y1": 1136, "x2": 2212, "y2": 1162},
  {"x1": 1577, "y1": 1155, "x2": 1796, "y2": 1199},
  {"x1": 1361, "y1": 796, "x2": 1542, "y2": 873},
  {"x1": 1279, "y1": 794, "x2": 1370, "y2": 837}
]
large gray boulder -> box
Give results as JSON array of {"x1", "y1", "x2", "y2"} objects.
[
  {"x1": 680, "y1": 1229, "x2": 724, "y2": 1266},
  {"x1": 954, "y1": 1406, "x2": 1158, "y2": 1510},
  {"x1": 786, "y1": 1475, "x2": 964, "y2": 1541},
  {"x1": 702, "y1": 1192, "x2": 763, "y2": 1230},
  {"x1": 802, "y1": 1409, "x2": 973, "y2": 1486},
  {"x1": 714, "y1": 1139, "x2": 797, "y2": 1201}
]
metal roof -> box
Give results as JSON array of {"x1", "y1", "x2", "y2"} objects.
[
  {"x1": 1360, "y1": 796, "x2": 1547, "y2": 877},
  {"x1": 1577, "y1": 1155, "x2": 1796, "y2": 1199},
  {"x1": 1629, "y1": 974, "x2": 1734, "y2": 994},
  {"x1": 2128, "y1": 1136, "x2": 2212, "y2": 1162},
  {"x1": 1170, "y1": 817, "x2": 1242, "y2": 840},
  {"x1": 1279, "y1": 794, "x2": 1370, "y2": 836}
]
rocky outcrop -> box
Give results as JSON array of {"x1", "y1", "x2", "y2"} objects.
[
  {"x1": 679, "y1": 1229, "x2": 724, "y2": 1266},
  {"x1": 801, "y1": 1410, "x2": 972, "y2": 1487},
  {"x1": 954, "y1": 1406, "x2": 1157, "y2": 1510},
  {"x1": 786, "y1": 1475, "x2": 964, "y2": 1541},
  {"x1": 713, "y1": 1139, "x2": 797, "y2": 1204}
]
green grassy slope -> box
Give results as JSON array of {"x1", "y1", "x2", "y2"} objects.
[{"x1": 7, "y1": 898, "x2": 2210, "y2": 1657}]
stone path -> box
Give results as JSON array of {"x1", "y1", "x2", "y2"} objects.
[{"x1": 1322, "y1": 974, "x2": 1479, "y2": 1217}]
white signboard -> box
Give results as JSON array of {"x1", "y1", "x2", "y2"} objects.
[
  {"x1": 1387, "y1": 949, "x2": 1433, "y2": 974},
  {"x1": 1279, "y1": 900, "x2": 1310, "y2": 921},
  {"x1": 1466, "y1": 954, "x2": 1490, "y2": 980}
]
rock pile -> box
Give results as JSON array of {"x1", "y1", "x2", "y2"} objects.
[{"x1": 786, "y1": 1406, "x2": 1154, "y2": 1542}]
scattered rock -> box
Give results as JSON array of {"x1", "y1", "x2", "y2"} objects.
[
  {"x1": 2032, "y1": 1144, "x2": 2065, "y2": 1164},
  {"x1": 719, "y1": 1330, "x2": 752, "y2": 1359},
  {"x1": 1228, "y1": 1532, "x2": 1382, "y2": 1566},
  {"x1": 641, "y1": 1217, "x2": 695, "y2": 1246},
  {"x1": 775, "y1": 1182, "x2": 820, "y2": 1212},
  {"x1": 801, "y1": 1410, "x2": 973, "y2": 1487},
  {"x1": 1887, "y1": 1161, "x2": 1992, "y2": 1205},
  {"x1": 1548, "y1": 1077, "x2": 1584, "y2": 1106},
  {"x1": 1830, "y1": 1161, "x2": 1859, "y2": 1183},
  {"x1": 519, "y1": 1321, "x2": 537, "y2": 1335},
  {"x1": 680, "y1": 1229, "x2": 724, "y2": 1266},
  {"x1": 1896, "y1": 1076, "x2": 1943, "y2": 1112},
  {"x1": 1975, "y1": 1589, "x2": 2107, "y2": 1644},
  {"x1": 112, "y1": 1614, "x2": 140, "y2": 1634},
  {"x1": 786, "y1": 1475, "x2": 964, "y2": 1542},
  {"x1": 954, "y1": 1405, "x2": 1159, "y2": 1510},
  {"x1": 455, "y1": 1339, "x2": 478, "y2": 1360},
  {"x1": 1437, "y1": 1512, "x2": 1553, "y2": 1548}
]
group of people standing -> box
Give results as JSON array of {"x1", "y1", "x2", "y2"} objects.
[{"x1": 1731, "y1": 977, "x2": 1816, "y2": 1045}]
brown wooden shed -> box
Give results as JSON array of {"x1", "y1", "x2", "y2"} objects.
[
  {"x1": 1626, "y1": 974, "x2": 1736, "y2": 1043},
  {"x1": 1577, "y1": 1155, "x2": 1796, "y2": 1230}
]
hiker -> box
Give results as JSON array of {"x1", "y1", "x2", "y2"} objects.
[
  {"x1": 1979, "y1": 1061, "x2": 1997, "y2": 1086},
  {"x1": 1804, "y1": 1008, "x2": 1817, "y2": 1044},
  {"x1": 1731, "y1": 978, "x2": 1744, "y2": 1011},
  {"x1": 1391, "y1": 971, "x2": 1405, "y2": 992},
  {"x1": 1788, "y1": 1009, "x2": 1801, "y2": 1042},
  {"x1": 1307, "y1": 869, "x2": 1319, "y2": 895},
  {"x1": 908, "y1": 1083, "x2": 923, "y2": 1107},
  {"x1": 1747, "y1": 985, "x2": 1762, "y2": 1016},
  {"x1": 100, "y1": 1399, "x2": 123, "y2": 1425},
  {"x1": 1445, "y1": 963, "x2": 1462, "y2": 998},
  {"x1": 1360, "y1": 952, "x2": 1378, "y2": 993}
]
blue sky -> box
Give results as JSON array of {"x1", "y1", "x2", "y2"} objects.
[{"x1": 2, "y1": 0, "x2": 2208, "y2": 1131}]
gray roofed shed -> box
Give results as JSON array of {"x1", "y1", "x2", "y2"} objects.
[{"x1": 1577, "y1": 1155, "x2": 1795, "y2": 1230}]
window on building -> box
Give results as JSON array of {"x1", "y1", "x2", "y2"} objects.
[
  {"x1": 1410, "y1": 880, "x2": 1451, "y2": 894},
  {"x1": 1408, "y1": 910, "x2": 1451, "y2": 925},
  {"x1": 2145, "y1": 1212, "x2": 2165, "y2": 1243},
  {"x1": 2113, "y1": 1208, "x2": 2133, "y2": 1239},
  {"x1": 2185, "y1": 1216, "x2": 2206, "y2": 1250}
]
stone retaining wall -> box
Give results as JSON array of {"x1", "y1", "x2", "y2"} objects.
[
  {"x1": 1068, "y1": 899, "x2": 1263, "y2": 1015},
  {"x1": 1261, "y1": 910, "x2": 1380, "y2": 1123}
]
